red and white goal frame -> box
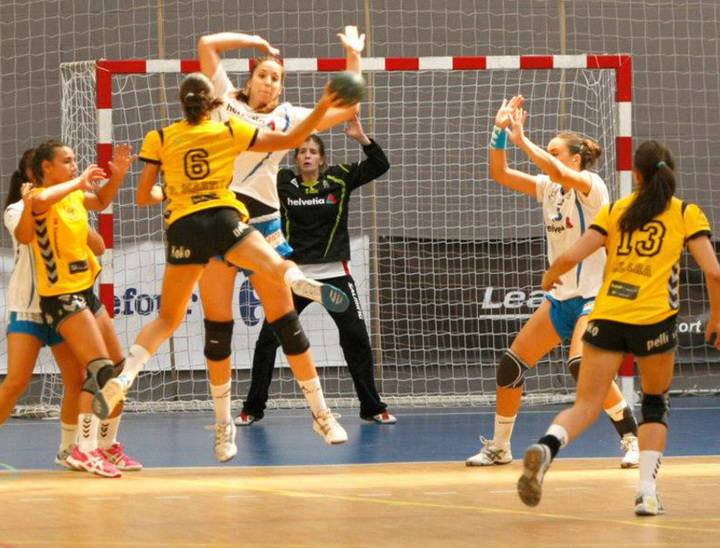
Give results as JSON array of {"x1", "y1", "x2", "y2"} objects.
[{"x1": 93, "y1": 54, "x2": 634, "y2": 399}]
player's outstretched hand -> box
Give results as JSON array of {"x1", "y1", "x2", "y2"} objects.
[
  {"x1": 541, "y1": 270, "x2": 562, "y2": 292},
  {"x1": 507, "y1": 107, "x2": 528, "y2": 145},
  {"x1": 251, "y1": 35, "x2": 280, "y2": 57},
  {"x1": 78, "y1": 164, "x2": 107, "y2": 191},
  {"x1": 20, "y1": 182, "x2": 34, "y2": 206},
  {"x1": 108, "y1": 143, "x2": 137, "y2": 179},
  {"x1": 706, "y1": 316, "x2": 720, "y2": 349},
  {"x1": 344, "y1": 115, "x2": 369, "y2": 143},
  {"x1": 495, "y1": 95, "x2": 523, "y2": 129},
  {"x1": 338, "y1": 25, "x2": 365, "y2": 54},
  {"x1": 318, "y1": 82, "x2": 346, "y2": 110}
]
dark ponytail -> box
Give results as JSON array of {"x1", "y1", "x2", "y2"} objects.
[
  {"x1": 180, "y1": 73, "x2": 223, "y2": 125},
  {"x1": 619, "y1": 140, "x2": 676, "y2": 234},
  {"x1": 556, "y1": 131, "x2": 602, "y2": 170},
  {"x1": 5, "y1": 148, "x2": 35, "y2": 210}
]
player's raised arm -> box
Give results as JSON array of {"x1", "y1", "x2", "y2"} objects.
[
  {"x1": 313, "y1": 26, "x2": 365, "y2": 132},
  {"x1": 508, "y1": 105, "x2": 597, "y2": 195},
  {"x1": 488, "y1": 96, "x2": 537, "y2": 196},
  {"x1": 197, "y1": 32, "x2": 280, "y2": 80}
]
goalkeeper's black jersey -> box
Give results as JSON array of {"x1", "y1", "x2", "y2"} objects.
[{"x1": 278, "y1": 139, "x2": 389, "y2": 264}]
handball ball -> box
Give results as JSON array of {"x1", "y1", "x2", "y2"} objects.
[{"x1": 328, "y1": 71, "x2": 367, "y2": 106}]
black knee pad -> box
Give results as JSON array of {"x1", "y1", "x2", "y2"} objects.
[
  {"x1": 640, "y1": 392, "x2": 670, "y2": 427},
  {"x1": 204, "y1": 319, "x2": 234, "y2": 361},
  {"x1": 83, "y1": 358, "x2": 115, "y2": 395},
  {"x1": 496, "y1": 350, "x2": 529, "y2": 389},
  {"x1": 567, "y1": 356, "x2": 581, "y2": 383},
  {"x1": 270, "y1": 311, "x2": 310, "y2": 356},
  {"x1": 113, "y1": 359, "x2": 125, "y2": 377}
]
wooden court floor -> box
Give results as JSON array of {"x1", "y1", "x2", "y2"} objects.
[{"x1": 1, "y1": 457, "x2": 718, "y2": 547}]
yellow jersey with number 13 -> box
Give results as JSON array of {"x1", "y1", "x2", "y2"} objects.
[
  {"x1": 139, "y1": 117, "x2": 257, "y2": 226},
  {"x1": 588, "y1": 194, "x2": 711, "y2": 325}
]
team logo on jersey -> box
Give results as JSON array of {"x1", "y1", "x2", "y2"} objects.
[{"x1": 327, "y1": 194, "x2": 337, "y2": 205}]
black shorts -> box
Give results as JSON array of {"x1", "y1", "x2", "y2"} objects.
[
  {"x1": 582, "y1": 315, "x2": 678, "y2": 356},
  {"x1": 166, "y1": 207, "x2": 255, "y2": 265},
  {"x1": 40, "y1": 286, "x2": 104, "y2": 332}
]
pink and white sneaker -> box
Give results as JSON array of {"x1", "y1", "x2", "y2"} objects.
[
  {"x1": 101, "y1": 443, "x2": 143, "y2": 471},
  {"x1": 65, "y1": 446, "x2": 122, "y2": 478}
]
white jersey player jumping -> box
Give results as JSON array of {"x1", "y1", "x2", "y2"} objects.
[
  {"x1": 194, "y1": 27, "x2": 364, "y2": 456},
  {"x1": 466, "y1": 95, "x2": 640, "y2": 469}
]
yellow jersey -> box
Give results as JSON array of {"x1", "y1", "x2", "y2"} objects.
[
  {"x1": 589, "y1": 194, "x2": 711, "y2": 324},
  {"x1": 31, "y1": 189, "x2": 101, "y2": 296},
  {"x1": 139, "y1": 117, "x2": 258, "y2": 226}
]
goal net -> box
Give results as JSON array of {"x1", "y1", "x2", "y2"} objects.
[
  {"x1": 46, "y1": 55, "x2": 633, "y2": 413},
  {"x1": 16, "y1": 53, "x2": 717, "y2": 415}
]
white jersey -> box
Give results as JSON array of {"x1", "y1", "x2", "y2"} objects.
[
  {"x1": 211, "y1": 65, "x2": 311, "y2": 210},
  {"x1": 536, "y1": 171, "x2": 609, "y2": 300},
  {"x1": 4, "y1": 201, "x2": 41, "y2": 316}
]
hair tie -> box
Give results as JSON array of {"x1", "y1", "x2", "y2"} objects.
[{"x1": 657, "y1": 161, "x2": 666, "y2": 169}]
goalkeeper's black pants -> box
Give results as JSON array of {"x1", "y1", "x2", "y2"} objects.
[{"x1": 242, "y1": 273, "x2": 388, "y2": 419}]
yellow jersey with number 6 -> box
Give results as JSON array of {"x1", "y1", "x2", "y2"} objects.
[
  {"x1": 588, "y1": 194, "x2": 711, "y2": 324},
  {"x1": 139, "y1": 117, "x2": 257, "y2": 226}
]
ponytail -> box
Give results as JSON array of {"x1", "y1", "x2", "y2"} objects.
[
  {"x1": 5, "y1": 148, "x2": 36, "y2": 210},
  {"x1": 180, "y1": 73, "x2": 223, "y2": 125},
  {"x1": 619, "y1": 140, "x2": 676, "y2": 234},
  {"x1": 556, "y1": 131, "x2": 602, "y2": 170}
]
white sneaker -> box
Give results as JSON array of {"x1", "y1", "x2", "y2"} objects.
[
  {"x1": 290, "y1": 278, "x2": 349, "y2": 313},
  {"x1": 214, "y1": 422, "x2": 237, "y2": 463},
  {"x1": 517, "y1": 443, "x2": 552, "y2": 507},
  {"x1": 93, "y1": 374, "x2": 132, "y2": 420},
  {"x1": 313, "y1": 409, "x2": 348, "y2": 444},
  {"x1": 635, "y1": 493, "x2": 665, "y2": 516},
  {"x1": 620, "y1": 435, "x2": 639, "y2": 469},
  {"x1": 361, "y1": 411, "x2": 397, "y2": 424},
  {"x1": 466, "y1": 437, "x2": 512, "y2": 466}
]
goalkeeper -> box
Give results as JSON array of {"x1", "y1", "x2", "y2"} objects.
[{"x1": 236, "y1": 115, "x2": 395, "y2": 427}]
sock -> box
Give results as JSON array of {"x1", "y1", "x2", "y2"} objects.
[
  {"x1": 76, "y1": 413, "x2": 99, "y2": 452},
  {"x1": 60, "y1": 422, "x2": 77, "y2": 451},
  {"x1": 298, "y1": 377, "x2": 328, "y2": 416},
  {"x1": 283, "y1": 265, "x2": 304, "y2": 287},
  {"x1": 123, "y1": 344, "x2": 151, "y2": 382},
  {"x1": 210, "y1": 380, "x2": 232, "y2": 425},
  {"x1": 98, "y1": 415, "x2": 121, "y2": 450},
  {"x1": 493, "y1": 414, "x2": 517, "y2": 445},
  {"x1": 638, "y1": 450, "x2": 663, "y2": 497},
  {"x1": 539, "y1": 424, "x2": 569, "y2": 460}
]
